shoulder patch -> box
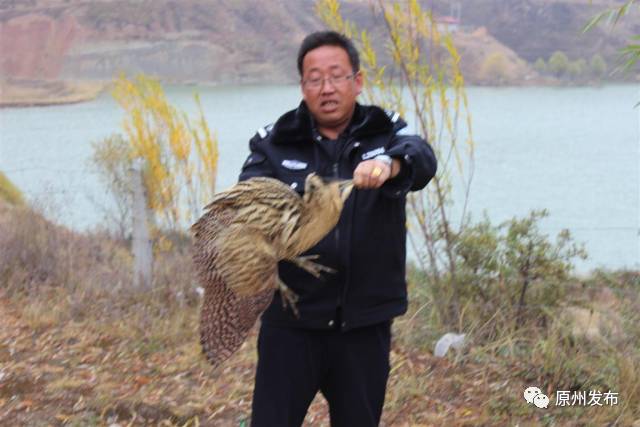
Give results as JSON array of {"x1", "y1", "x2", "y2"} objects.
[
  {"x1": 255, "y1": 123, "x2": 274, "y2": 140},
  {"x1": 281, "y1": 159, "x2": 308, "y2": 170},
  {"x1": 385, "y1": 109, "x2": 400, "y2": 123}
]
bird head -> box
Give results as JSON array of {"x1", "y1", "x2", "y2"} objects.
[
  {"x1": 293, "y1": 174, "x2": 353, "y2": 254},
  {"x1": 303, "y1": 173, "x2": 353, "y2": 208}
]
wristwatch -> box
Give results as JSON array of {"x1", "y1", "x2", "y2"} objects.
[{"x1": 374, "y1": 154, "x2": 393, "y2": 166}]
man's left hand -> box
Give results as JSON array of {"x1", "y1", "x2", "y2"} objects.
[{"x1": 353, "y1": 158, "x2": 401, "y2": 189}]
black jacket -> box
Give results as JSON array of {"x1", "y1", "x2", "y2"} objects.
[{"x1": 239, "y1": 101, "x2": 437, "y2": 331}]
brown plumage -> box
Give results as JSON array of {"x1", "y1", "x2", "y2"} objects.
[{"x1": 192, "y1": 174, "x2": 353, "y2": 367}]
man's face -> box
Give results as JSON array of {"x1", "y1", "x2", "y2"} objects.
[{"x1": 300, "y1": 45, "x2": 363, "y2": 133}]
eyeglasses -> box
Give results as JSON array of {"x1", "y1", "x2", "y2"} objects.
[{"x1": 302, "y1": 73, "x2": 356, "y2": 90}]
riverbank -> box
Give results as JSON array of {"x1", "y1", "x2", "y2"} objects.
[
  {"x1": 1, "y1": 75, "x2": 636, "y2": 109},
  {"x1": 0, "y1": 79, "x2": 106, "y2": 108}
]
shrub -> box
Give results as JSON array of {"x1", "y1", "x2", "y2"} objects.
[
  {"x1": 480, "y1": 52, "x2": 510, "y2": 84},
  {"x1": 90, "y1": 134, "x2": 134, "y2": 240},
  {"x1": 548, "y1": 51, "x2": 570, "y2": 77},
  {"x1": 0, "y1": 204, "x2": 132, "y2": 295},
  {"x1": 590, "y1": 53, "x2": 608, "y2": 78},
  {"x1": 408, "y1": 210, "x2": 587, "y2": 342},
  {"x1": 568, "y1": 58, "x2": 587, "y2": 80},
  {"x1": 533, "y1": 57, "x2": 547, "y2": 74}
]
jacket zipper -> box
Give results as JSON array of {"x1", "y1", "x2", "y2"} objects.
[
  {"x1": 338, "y1": 137, "x2": 359, "y2": 327},
  {"x1": 332, "y1": 140, "x2": 343, "y2": 253},
  {"x1": 334, "y1": 137, "x2": 356, "y2": 312},
  {"x1": 334, "y1": 140, "x2": 343, "y2": 308}
]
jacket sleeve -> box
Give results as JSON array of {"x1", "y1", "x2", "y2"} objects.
[
  {"x1": 381, "y1": 123, "x2": 437, "y2": 198},
  {"x1": 238, "y1": 132, "x2": 276, "y2": 182}
]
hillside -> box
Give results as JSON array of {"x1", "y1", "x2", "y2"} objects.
[
  {"x1": 430, "y1": 0, "x2": 639, "y2": 64},
  {"x1": 0, "y1": 0, "x2": 637, "y2": 101},
  {"x1": 0, "y1": 200, "x2": 638, "y2": 425},
  {"x1": 0, "y1": 0, "x2": 322, "y2": 85}
]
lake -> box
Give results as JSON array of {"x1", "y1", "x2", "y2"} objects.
[{"x1": 0, "y1": 84, "x2": 638, "y2": 273}]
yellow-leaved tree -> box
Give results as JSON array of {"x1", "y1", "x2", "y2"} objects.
[
  {"x1": 317, "y1": 0, "x2": 474, "y2": 325},
  {"x1": 104, "y1": 73, "x2": 218, "y2": 232}
]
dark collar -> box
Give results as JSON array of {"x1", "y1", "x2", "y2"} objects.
[{"x1": 270, "y1": 101, "x2": 395, "y2": 145}]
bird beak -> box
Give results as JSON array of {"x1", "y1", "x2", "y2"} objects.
[{"x1": 337, "y1": 180, "x2": 354, "y2": 202}]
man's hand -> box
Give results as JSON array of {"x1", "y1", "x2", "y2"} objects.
[{"x1": 353, "y1": 158, "x2": 401, "y2": 189}]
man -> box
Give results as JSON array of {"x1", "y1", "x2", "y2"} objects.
[{"x1": 239, "y1": 31, "x2": 437, "y2": 427}]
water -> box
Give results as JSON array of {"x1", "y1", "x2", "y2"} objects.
[{"x1": 0, "y1": 84, "x2": 638, "y2": 272}]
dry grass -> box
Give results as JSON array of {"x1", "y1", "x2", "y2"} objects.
[
  {"x1": 0, "y1": 203, "x2": 638, "y2": 426},
  {"x1": 0, "y1": 288, "x2": 524, "y2": 427}
]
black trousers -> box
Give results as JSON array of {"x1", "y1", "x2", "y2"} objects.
[{"x1": 250, "y1": 320, "x2": 392, "y2": 427}]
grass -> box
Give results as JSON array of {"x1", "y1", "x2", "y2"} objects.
[
  {"x1": 0, "y1": 203, "x2": 638, "y2": 426},
  {"x1": 0, "y1": 171, "x2": 23, "y2": 206}
]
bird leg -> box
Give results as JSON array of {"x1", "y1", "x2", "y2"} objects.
[
  {"x1": 277, "y1": 278, "x2": 300, "y2": 318},
  {"x1": 290, "y1": 255, "x2": 336, "y2": 278}
]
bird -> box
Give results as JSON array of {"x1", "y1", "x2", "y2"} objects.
[{"x1": 191, "y1": 173, "x2": 353, "y2": 367}]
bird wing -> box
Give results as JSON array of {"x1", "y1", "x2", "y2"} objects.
[
  {"x1": 192, "y1": 177, "x2": 306, "y2": 367},
  {"x1": 203, "y1": 177, "x2": 300, "y2": 212},
  {"x1": 195, "y1": 224, "x2": 278, "y2": 368},
  {"x1": 215, "y1": 225, "x2": 278, "y2": 296},
  {"x1": 197, "y1": 177, "x2": 304, "y2": 248},
  {"x1": 199, "y1": 274, "x2": 274, "y2": 368}
]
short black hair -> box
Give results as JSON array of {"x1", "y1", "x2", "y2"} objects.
[{"x1": 297, "y1": 31, "x2": 360, "y2": 76}]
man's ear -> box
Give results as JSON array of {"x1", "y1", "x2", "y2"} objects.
[{"x1": 354, "y1": 71, "x2": 364, "y2": 96}]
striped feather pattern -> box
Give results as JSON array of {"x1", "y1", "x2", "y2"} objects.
[{"x1": 192, "y1": 175, "x2": 352, "y2": 367}]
